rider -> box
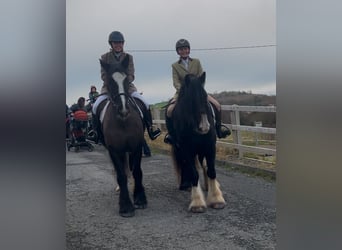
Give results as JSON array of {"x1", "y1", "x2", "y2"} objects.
[
  {"x1": 164, "y1": 39, "x2": 231, "y2": 145},
  {"x1": 66, "y1": 104, "x2": 71, "y2": 139},
  {"x1": 70, "y1": 97, "x2": 87, "y2": 113},
  {"x1": 92, "y1": 30, "x2": 161, "y2": 145}
]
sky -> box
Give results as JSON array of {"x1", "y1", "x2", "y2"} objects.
[{"x1": 66, "y1": 0, "x2": 275, "y2": 106}]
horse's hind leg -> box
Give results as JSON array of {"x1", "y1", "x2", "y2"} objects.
[
  {"x1": 196, "y1": 155, "x2": 208, "y2": 191},
  {"x1": 130, "y1": 151, "x2": 147, "y2": 209},
  {"x1": 114, "y1": 154, "x2": 132, "y2": 192},
  {"x1": 109, "y1": 149, "x2": 135, "y2": 217}
]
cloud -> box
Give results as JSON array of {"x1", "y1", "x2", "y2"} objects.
[{"x1": 66, "y1": 0, "x2": 276, "y2": 105}]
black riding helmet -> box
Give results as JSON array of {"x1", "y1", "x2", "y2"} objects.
[
  {"x1": 108, "y1": 31, "x2": 125, "y2": 46},
  {"x1": 176, "y1": 39, "x2": 190, "y2": 51}
]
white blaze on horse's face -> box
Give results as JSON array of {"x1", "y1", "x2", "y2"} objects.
[
  {"x1": 113, "y1": 72, "x2": 128, "y2": 113},
  {"x1": 198, "y1": 114, "x2": 210, "y2": 134}
]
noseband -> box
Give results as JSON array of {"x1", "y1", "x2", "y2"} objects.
[{"x1": 109, "y1": 72, "x2": 130, "y2": 116}]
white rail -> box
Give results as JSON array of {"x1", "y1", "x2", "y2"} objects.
[{"x1": 152, "y1": 104, "x2": 276, "y2": 159}]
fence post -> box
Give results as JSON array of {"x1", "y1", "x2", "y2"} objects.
[
  {"x1": 254, "y1": 121, "x2": 262, "y2": 146},
  {"x1": 230, "y1": 105, "x2": 243, "y2": 158},
  {"x1": 151, "y1": 106, "x2": 161, "y2": 129}
]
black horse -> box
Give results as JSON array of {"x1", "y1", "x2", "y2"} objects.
[
  {"x1": 98, "y1": 55, "x2": 147, "y2": 217},
  {"x1": 167, "y1": 72, "x2": 226, "y2": 212}
]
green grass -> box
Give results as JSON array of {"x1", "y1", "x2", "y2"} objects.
[{"x1": 222, "y1": 163, "x2": 276, "y2": 182}]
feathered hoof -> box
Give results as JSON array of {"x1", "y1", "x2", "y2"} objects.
[
  {"x1": 189, "y1": 206, "x2": 207, "y2": 213},
  {"x1": 119, "y1": 209, "x2": 135, "y2": 217},
  {"x1": 134, "y1": 203, "x2": 147, "y2": 209},
  {"x1": 134, "y1": 192, "x2": 147, "y2": 209},
  {"x1": 119, "y1": 201, "x2": 135, "y2": 217},
  {"x1": 208, "y1": 202, "x2": 226, "y2": 209}
]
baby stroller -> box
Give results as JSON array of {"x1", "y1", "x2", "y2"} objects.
[{"x1": 67, "y1": 109, "x2": 94, "y2": 152}]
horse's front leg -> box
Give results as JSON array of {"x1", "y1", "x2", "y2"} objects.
[
  {"x1": 189, "y1": 182, "x2": 207, "y2": 213},
  {"x1": 109, "y1": 149, "x2": 135, "y2": 217},
  {"x1": 130, "y1": 149, "x2": 147, "y2": 209},
  {"x1": 206, "y1": 155, "x2": 226, "y2": 209},
  {"x1": 188, "y1": 160, "x2": 206, "y2": 213}
]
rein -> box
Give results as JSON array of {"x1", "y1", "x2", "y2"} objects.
[
  {"x1": 108, "y1": 90, "x2": 130, "y2": 117},
  {"x1": 110, "y1": 92, "x2": 130, "y2": 104},
  {"x1": 108, "y1": 92, "x2": 143, "y2": 119}
]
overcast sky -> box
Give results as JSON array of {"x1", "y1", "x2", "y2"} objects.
[{"x1": 66, "y1": 0, "x2": 275, "y2": 106}]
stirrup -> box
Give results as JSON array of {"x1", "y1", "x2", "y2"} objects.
[
  {"x1": 92, "y1": 131, "x2": 99, "y2": 144},
  {"x1": 148, "y1": 128, "x2": 161, "y2": 140},
  {"x1": 164, "y1": 134, "x2": 174, "y2": 145},
  {"x1": 217, "y1": 125, "x2": 231, "y2": 138}
]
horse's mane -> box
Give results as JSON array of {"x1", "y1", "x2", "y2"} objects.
[{"x1": 174, "y1": 73, "x2": 208, "y2": 133}]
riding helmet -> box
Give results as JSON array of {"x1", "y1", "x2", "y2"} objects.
[
  {"x1": 108, "y1": 31, "x2": 125, "y2": 45},
  {"x1": 176, "y1": 39, "x2": 190, "y2": 51}
]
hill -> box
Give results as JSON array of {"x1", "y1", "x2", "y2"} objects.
[
  {"x1": 211, "y1": 91, "x2": 276, "y2": 128},
  {"x1": 211, "y1": 91, "x2": 276, "y2": 106},
  {"x1": 152, "y1": 91, "x2": 276, "y2": 128}
]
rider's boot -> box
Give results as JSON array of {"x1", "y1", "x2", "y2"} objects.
[
  {"x1": 144, "y1": 109, "x2": 161, "y2": 140},
  {"x1": 213, "y1": 105, "x2": 231, "y2": 139},
  {"x1": 164, "y1": 115, "x2": 175, "y2": 145},
  {"x1": 92, "y1": 113, "x2": 105, "y2": 146}
]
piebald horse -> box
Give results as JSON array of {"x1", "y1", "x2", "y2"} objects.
[
  {"x1": 168, "y1": 72, "x2": 226, "y2": 212},
  {"x1": 98, "y1": 55, "x2": 147, "y2": 217}
]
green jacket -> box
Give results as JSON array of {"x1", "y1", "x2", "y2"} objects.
[
  {"x1": 172, "y1": 57, "x2": 203, "y2": 99},
  {"x1": 88, "y1": 91, "x2": 99, "y2": 103}
]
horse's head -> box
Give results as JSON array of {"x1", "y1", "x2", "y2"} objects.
[
  {"x1": 176, "y1": 72, "x2": 211, "y2": 135},
  {"x1": 100, "y1": 55, "x2": 130, "y2": 116}
]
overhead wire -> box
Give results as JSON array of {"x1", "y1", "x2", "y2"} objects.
[{"x1": 127, "y1": 44, "x2": 276, "y2": 53}]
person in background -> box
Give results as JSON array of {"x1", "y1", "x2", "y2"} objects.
[
  {"x1": 88, "y1": 85, "x2": 99, "y2": 104},
  {"x1": 92, "y1": 30, "x2": 161, "y2": 145},
  {"x1": 66, "y1": 104, "x2": 71, "y2": 139},
  {"x1": 70, "y1": 97, "x2": 87, "y2": 113},
  {"x1": 69, "y1": 97, "x2": 88, "y2": 131},
  {"x1": 164, "y1": 38, "x2": 231, "y2": 145},
  {"x1": 85, "y1": 85, "x2": 99, "y2": 112}
]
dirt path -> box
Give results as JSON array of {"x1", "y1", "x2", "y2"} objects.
[{"x1": 66, "y1": 145, "x2": 276, "y2": 249}]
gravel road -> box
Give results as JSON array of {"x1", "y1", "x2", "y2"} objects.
[{"x1": 66, "y1": 144, "x2": 276, "y2": 249}]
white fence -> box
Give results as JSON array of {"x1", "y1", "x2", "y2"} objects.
[{"x1": 151, "y1": 104, "x2": 276, "y2": 159}]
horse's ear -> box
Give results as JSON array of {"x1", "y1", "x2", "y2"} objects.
[
  {"x1": 99, "y1": 59, "x2": 109, "y2": 72},
  {"x1": 199, "y1": 72, "x2": 206, "y2": 85},
  {"x1": 122, "y1": 54, "x2": 130, "y2": 69}
]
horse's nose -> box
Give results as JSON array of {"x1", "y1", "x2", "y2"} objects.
[
  {"x1": 199, "y1": 114, "x2": 210, "y2": 134},
  {"x1": 120, "y1": 108, "x2": 129, "y2": 118}
]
